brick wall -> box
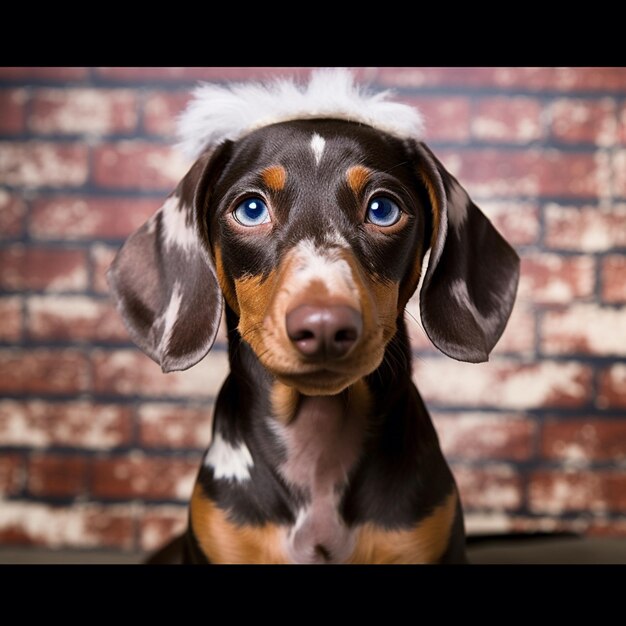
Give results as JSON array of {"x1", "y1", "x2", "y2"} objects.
[{"x1": 1, "y1": 67, "x2": 625, "y2": 554}]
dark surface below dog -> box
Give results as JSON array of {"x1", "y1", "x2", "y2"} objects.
[{"x1": 2, "y1": 534, "x2": 626, "y2": 564}]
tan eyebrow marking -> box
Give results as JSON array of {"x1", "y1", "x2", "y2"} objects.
[
  {"x1": 261, "y1": 165, "x2": 287, "y2": 191},
  {"x1": 346, "y1": 165, "x2": 372, "y2": 195}
]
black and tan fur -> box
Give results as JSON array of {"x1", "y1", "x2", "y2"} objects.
[{"x1": 109, "y1": 101, "x2": 519, "y2": 564}]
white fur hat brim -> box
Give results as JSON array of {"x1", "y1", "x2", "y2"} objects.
[{"x1": 177, "y1": 68, "x2": 425, "y2": 159}]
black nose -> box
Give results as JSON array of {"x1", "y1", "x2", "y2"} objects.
[{"x1": 286, "y1": 304, "x2": 362, "y2": 360}]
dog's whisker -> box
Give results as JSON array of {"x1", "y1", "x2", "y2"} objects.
[
  {"x1": 382, "y1": 160, "x2": 410, "y2": 174},
  {"x1": 404, "y1": 307, "x2": 423, "y2": 330},
  {"x1": 382, "y1": 346, "x2": 403, "y2": 378}
]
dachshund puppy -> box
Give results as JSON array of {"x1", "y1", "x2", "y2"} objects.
[{"x1": 109, "y1": 69, "x2": 519, "y2": 564}]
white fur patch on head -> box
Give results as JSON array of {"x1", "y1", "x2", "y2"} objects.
[
  {"x1": 310, "y1": 133, "x2": 326, "y2": 166},
  {"x1": 177, "y1": 68, "x2": 425, "y2": 159}
]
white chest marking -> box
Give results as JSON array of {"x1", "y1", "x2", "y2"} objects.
[
  {"x1": 204, "y1": 431, "x2": 253, "y2": 482},
  {"x1": 310, "y1": 133, "x2": 326, "y2": 166}
]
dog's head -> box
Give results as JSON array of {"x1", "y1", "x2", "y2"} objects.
[{"x1": 108, "y1": 70, "x2": 520, "y2": 395}]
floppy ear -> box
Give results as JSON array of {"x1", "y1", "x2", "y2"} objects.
[
  {"x1": 412, "y1": 142, "x2": 520, "y2": 363},
  {"x1": 107, "y1": 146, "x2": 229, "y2": 373}
]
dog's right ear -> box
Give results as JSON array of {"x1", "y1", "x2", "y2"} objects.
[{"x1": 107, "y1": 144, "x2": 230, "y2": 373}]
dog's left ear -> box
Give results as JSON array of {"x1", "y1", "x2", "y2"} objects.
[
  {"x1": 107, "y1": 146, "x2": 229, "y2": 373},
  {"x1": 411, "y1": 141, "x2": 520, "y2": 363}
]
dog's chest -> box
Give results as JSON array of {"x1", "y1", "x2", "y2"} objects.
[{"x1": 271, "y1": 394, "x2": 368, "y2": 564}]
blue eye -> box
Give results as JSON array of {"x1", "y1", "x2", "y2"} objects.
[
  {"x1": 366, "y1": 197, "x2": 401, "y2": 227},
  {"x1": 233, "y1": 198, "x2": 271, "y2": 227}
]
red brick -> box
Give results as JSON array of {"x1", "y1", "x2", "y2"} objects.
[
  {"x1": 139, "y1": 505, "x2": 187, "y2": 552},
  {"x1": 492, "y1": 302, "x2": 536, "y2": 356},
  {"x1": 0, "y1": 296, "x2": 22, "y2": 341},
  {"x1": 0, "y1": 502, "x2": 134, "y2": 549},
  {"x1": 0, "y1": 190, "x2": 26, "y2": 239},
  {"x1": 0, "y1": 246, "x2": 88, "y2": 292},
  {"x1": 518, "y1": 253, "x2": 595, "y2": 304},
  {"x1": 27, "y1": 454, "x2": 88, "y2": 497},
  {"x1": 545, "y1": 203, "x2": 626, "y2": 252},
  {"x1": 452, "y1": 464, "x2": 523, "y2": 511},
  {"x1": 598, "y1": 364, "x2": 626, "y2": 409},
  {"x1": 550, "y1": 98, "x2": 617, "y2": 146},
  {"x1": 479, "y1": 201, "x2": 540, "y2": 246},
  {"x1": 602, "y1": 255, "x2": 626, "y2": 302},
  {"x1": 0, "y1": 400, "x2": 133, "y2": 449},
  {"x1": 377, "y1": 67, "x2": 626, "y2": 92},
  {"x1": 613, "y1": 150, "x2": 626, "y2": 197},
  {"x1": 619, "y1": 102, "x2": 626, "y2": 145},
  {"x1": 138, "y1": 403, "x2": 213, "y2": 449},
  {"x1": 458, "y1": 149, "x2": 609, "y2": 198},
  {"x1": 0, "y1": 349, "x2": 90, "y2": 394},
  {"x1": 586, "y1": 519, "x2": 626, "y2": 537},
  {"x1": 542, "y1": 419, "x2": 626, "y2": 463},
  {"x1": 30, "y1": 196, "x2": 159, "y2": 241},
  {"x1": 433, "y1": 412, "x2": 535, "y2": 461},
  {"x1": 377, "y1": 67, "x2": 520, "y2": 89},
  {"x1": 542, "y1": 304, "x2": 626, "y2": 356},
  {"x1": 94, "y1": 67, "x2": 315, "y2": 82},
  {"x1": 472, "y1": 97, "x2": 544, "y2": 143},
  {"x1": 557, "y1": 68, "x2": 626, "y2": 92},
  {"x1": 26, "y1": 295, "x2": 129, "y2": 342},
  {"x1": 465, "y1": 512, "x2": 587, "y2": 536},
  {"x1": 0, "y1": 454, "x2": 24, "y2": 496},
  {"x1": 91, "y1": 454, "x2": 200, "y2": 501},
  {"x1": 401, "y1": 96, "x2": 470, "y2": 142},
  {"x1": 91, "y1": 244, "x2": 119, "y2": 294},
  {"x1": 92, "y1": 142, "x2": 189, "y2": 191},
  {"x1": 414, "y1": 358, "x2": 593, "y2": 409},
  {"x1": 0, "y1": 142, "x2": 88, "y2": 187},
  {"x1": 0, "y1": 67, "x2": 89, "y2": 81},
  {"x1": 92, "y1": 349, "x2": 228, "y2": 399},
  {"x1": 529, "y1": 470, "x2": 626, "y2": 514},
  {"x1": 30, "y1": 89, "x2": 138, "y2": 135},
  {"x1": 438, "y1": 149, "x2": 603, "y2": 199},
  {"x1": 0, "y1": 89, "x2": 27, "y2": 133},
  {"x1": 143, "y1": 91, "x2": 191, "y2": 136}
]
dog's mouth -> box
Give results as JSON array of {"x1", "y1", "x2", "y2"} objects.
[
  {"x1": 262, "y1": 344, "x2": 387, "y2": 396},
  {"x1": 275, "y1": 369, "x2": 365, "y2": 396}
]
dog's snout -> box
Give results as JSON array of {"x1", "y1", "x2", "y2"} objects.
[{"x1": 286, "y1": 304, "x2": 362, "y2": 360}]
